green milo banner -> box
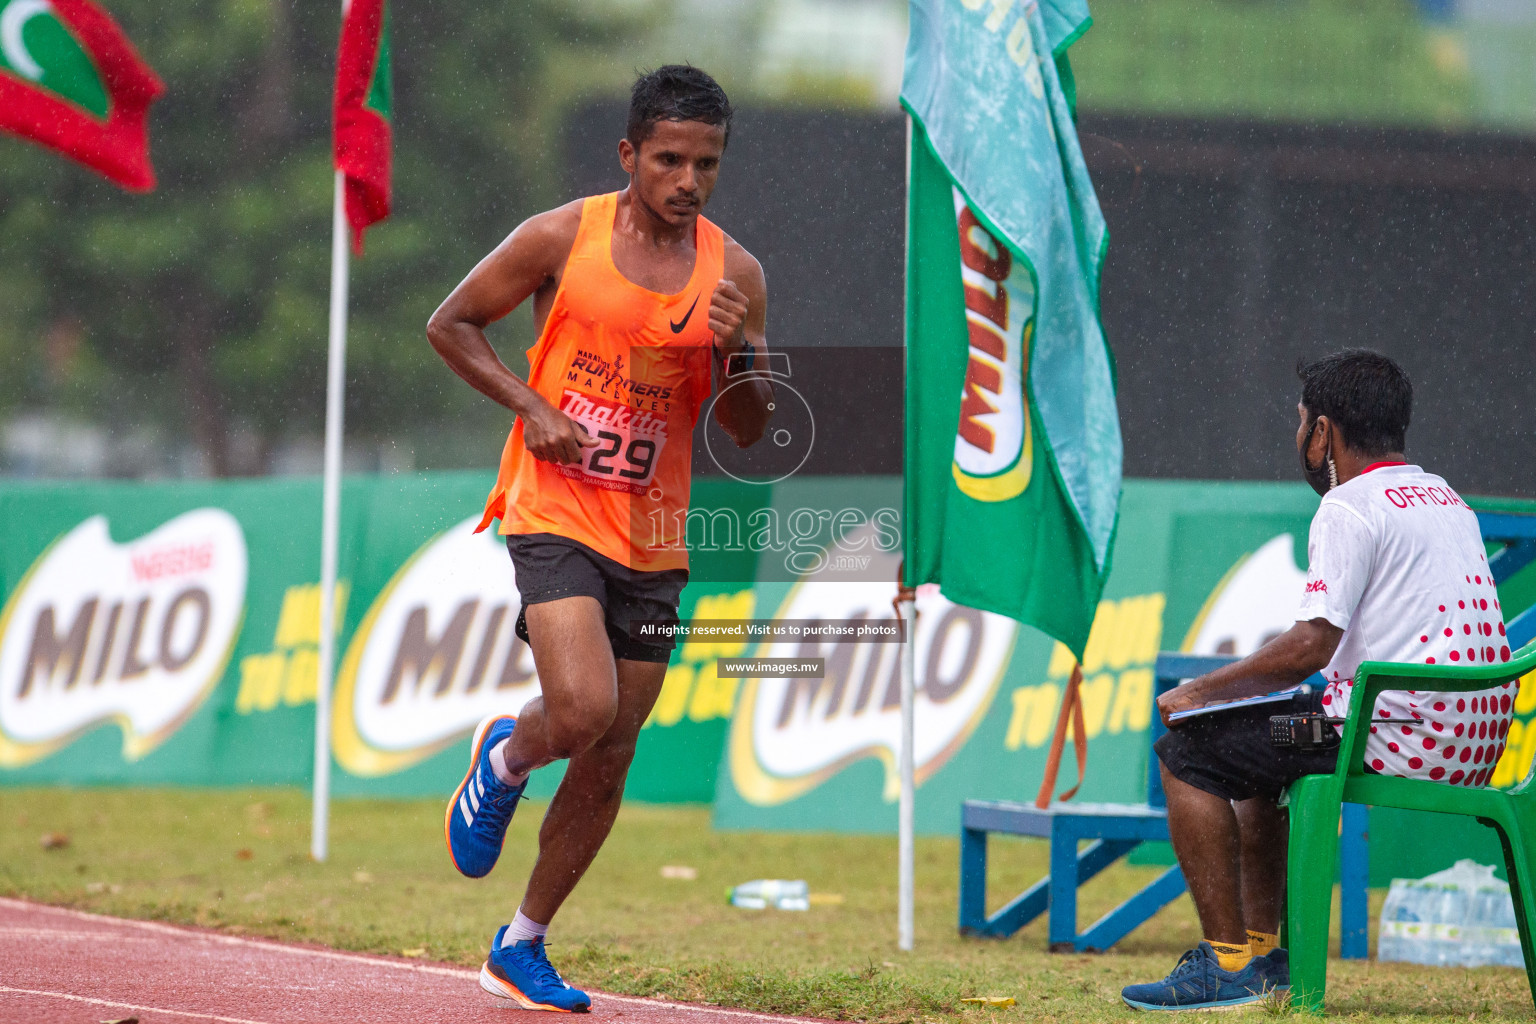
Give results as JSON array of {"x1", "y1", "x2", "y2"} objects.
[
  {"x1": 0, "y1": 472, "x2": 749, "y2": 801},
  {"x1": 2, "y1": 472, "x2": 1533, "y2": 887},
  {"x1": 715, "y1": 480, "x2": 1325, "y2": 832}
]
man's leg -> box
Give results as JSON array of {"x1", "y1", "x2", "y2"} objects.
[
  {"x1": 1235, "y1": 797, "x2": 1287, "y2": 944},
  {"x1": 499, "y1": 597, "x2": 620, "y2": 775},
  {"x1": 1161, "y1": 761, "x2": 1246, "y2": 945},
  {"x1": 447, "y1": 596, "x2": 615, "y2": 884},
  {"x1": 1122, "y1": 713, "x2": 1308, "y2": 1009},
  {"x1": 1120, "y1": 761, "x2": 1273, "y2": 1009},
  {"x1": 474, "y1": 616, "x2": 663, "y2": 1012},
  {"x1": 518, "y1": 656, "x2": 666, "y2": 924}
]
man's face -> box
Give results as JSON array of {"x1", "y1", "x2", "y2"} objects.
[
  {"x1": 619, "y1": 119, "x2": 726, "y2": 228},
  {"x1": 1296, "y1": 400, "x2": 1334, "y2": 495}
]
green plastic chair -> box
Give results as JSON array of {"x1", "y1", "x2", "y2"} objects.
[{"x1": 1285, "y1": 640, "x2": 1536, "y2": 1014}]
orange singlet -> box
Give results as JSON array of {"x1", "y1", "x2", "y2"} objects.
[{"x1": 476, "y1": 192, "x2": 722, "y2": 572}]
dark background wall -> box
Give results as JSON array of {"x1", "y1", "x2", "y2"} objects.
[{"x1": 565, "y1": 103, "x2": 1536, "y2": 496}]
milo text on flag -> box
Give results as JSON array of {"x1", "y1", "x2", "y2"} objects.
[
  {"x1": 0, "y1": 0, "x2": 163, "y2": 190},
  {"x1": 901, "y1": 0, "x2": 1121, "y2": 659},
  {"x1": 333, "y1": 0, "x2": 392, "y2": 251}
]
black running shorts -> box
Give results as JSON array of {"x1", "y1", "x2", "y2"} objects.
[
  {"x1": 506, "y1": 533, "x2": 686, "y2": 664},
  {"x1": 1153, "y1": 690, "x2": 1341, "y2": 803}
]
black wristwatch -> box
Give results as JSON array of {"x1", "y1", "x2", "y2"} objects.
[{"x1": 719, "y1": 341, "x2": 755, "y2": 376}]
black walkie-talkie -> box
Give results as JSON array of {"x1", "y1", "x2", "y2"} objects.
[
  {"x1": 1269, "y1": 713, "x2": 1346, "y2": 750},
  {"x1": 1270, "y1": 713, "x2": 1419, "y2": 750}
]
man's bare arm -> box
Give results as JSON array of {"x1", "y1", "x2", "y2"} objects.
[
  {"x1": 1155, "y1": 618, "x2": 1344, "y2": 727},
  {"x1": 426, "y1": 203, "x2": 597, "y2": 465},
  {"x1": 709, "y1": 240, "x2": 773, "y2": 447}
]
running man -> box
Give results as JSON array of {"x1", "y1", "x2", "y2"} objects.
[{"x1": 425, "y1": 66, "x2": 772, "y2": 1012}]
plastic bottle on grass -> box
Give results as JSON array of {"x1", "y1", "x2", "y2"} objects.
[
  {"x1": 728, "y1": 879, "x2": 809, "y2": 911},
  {"x1": 1470, "y1": 871, "x2": 1523, "y2": 967},
  {"x1": 1377, "y1": 878, "x2": 1435, "y2": 964},
  {"x1": 1432, "y1": 877, "x2": 1469, "y2": 966},
  {"x1": 1378, "y1": 859, "x2": 1520, "y2": 968}
]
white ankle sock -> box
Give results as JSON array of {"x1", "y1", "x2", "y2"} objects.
[
  {"x1": 505, "y1": 909, "x2": 548, "y2": 945},
  {"x1": 488, "y1": 739, "x2": 529, "y2": 788}
]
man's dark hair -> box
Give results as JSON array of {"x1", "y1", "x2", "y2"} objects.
[
  {"x1": 627, "y1": 65, "x2": 734, "y2": 148},
  {"x1": 1296, "y1": 349, "x2": 1413, "y2": 455}
]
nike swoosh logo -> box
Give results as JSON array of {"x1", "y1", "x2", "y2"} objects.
[{"x1": 670, "y1": 295, "x2": 699, "y2": 334}]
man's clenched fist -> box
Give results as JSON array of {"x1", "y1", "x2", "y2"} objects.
[
  {"x1": 522, "y1": 398, "x2": 599, "y2": 465},
  {"x1": 709, "y1": 278, "x2": 749, "y2": 354}
]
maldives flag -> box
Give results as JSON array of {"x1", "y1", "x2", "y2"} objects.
[
  {"x1": 333, "y1": 0, "x2": 391, "y2": 251},
  {"x1": 0, "y1": 0, "x2": 163, "y2": 190}
]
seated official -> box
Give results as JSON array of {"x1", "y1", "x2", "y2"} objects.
[{"x1": 1121, "y1": 350, "x2": 1516, "y2": 1012}]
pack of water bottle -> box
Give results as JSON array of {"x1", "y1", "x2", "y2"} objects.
[{"x1": 1378, "y1": 859, "x2": 1523, "y2": 967}]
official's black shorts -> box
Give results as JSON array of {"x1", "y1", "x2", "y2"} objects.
[
  {"x1": 1153, "y1": 690, "x2": 1341, "y2": 802},
  {"x1": 506, "y1": 533, "x2": 686, "y2": 664}
]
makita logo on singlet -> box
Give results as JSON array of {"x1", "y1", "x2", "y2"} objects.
[
  {"x1": 560, "y1": 391, "x2": 668, "y2": 438},
  {"x1": 556, "y1": 390, "x2": 670, "y2": 495},
  {"x1": 1306, "y1": 580, "x2": 1328, "y2": 594}
]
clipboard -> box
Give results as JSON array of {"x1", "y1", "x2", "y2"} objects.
[{"x1": 1167, "y1": 684, "x2": 1311, "y2": 723}]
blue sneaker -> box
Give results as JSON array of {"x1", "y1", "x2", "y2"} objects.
[
  {"x1": 1256, "y1": 947, "x2": 1290, "y2": 992},
  {"x1": 479, "y1": 925, "x2": 592, "y2": 1012},
  {"x1": 445, "y1": 714, "x2": 523, "y2": 878},
  {"x1": 1121, "y1": 942, "x2": 1275, "y2": 1011}
]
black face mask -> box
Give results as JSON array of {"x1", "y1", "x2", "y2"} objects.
[{"x1": 1299, "y1": 418, "x2": 1332, "y2": 497}]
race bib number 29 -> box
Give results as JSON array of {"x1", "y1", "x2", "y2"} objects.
[{"x1": 557, "y1": 390, "x2": 668, "y2": 495}]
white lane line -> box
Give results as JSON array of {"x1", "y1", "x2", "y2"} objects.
[
  {"x1": 0, "y1": 986, "x2": 277, "y2": 1024},
  {"x1": 0, "y1": 897, "x2": 476, "y2": 980},
  {"x1": 0, "y1": 898, "x2": 832, "y2": 1023},
  {"x1": 0, "y1": 926, "x2": 155, "y2": 940}
]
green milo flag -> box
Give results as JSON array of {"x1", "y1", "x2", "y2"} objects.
[{"x1": 901, "y1": 0, "x2": 1120, "y2": 659}]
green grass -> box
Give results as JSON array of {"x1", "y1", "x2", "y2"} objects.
[{"x1": 1, "y1": 788, "x2": 1532, "y2": 1022}]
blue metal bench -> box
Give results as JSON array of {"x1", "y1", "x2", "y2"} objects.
[
  {"x1": 958, "y1": 672, "x2": 1179, "y2": 952},
  {"x1": 959, "y1": 509, "x2": 1536, "y2": 953}
]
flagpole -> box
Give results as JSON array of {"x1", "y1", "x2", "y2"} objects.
[
  {"x1": 898, "y1": 598, "x2": 916, "y2": 951},
  {"x1": 897, "y1": 113, "x2": 916, "y2": 954},
  {"x1": 312, "y1": 168, "x2": 349, "y2": 863}
]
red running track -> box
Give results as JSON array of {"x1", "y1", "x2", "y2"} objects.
[{"x1": 0, "y1": 898, "x2": 833, "y2": 1024}]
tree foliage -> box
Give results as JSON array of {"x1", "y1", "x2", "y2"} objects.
[{"x1": 0, "y1": 0, "x2": 654, "y2": 474}]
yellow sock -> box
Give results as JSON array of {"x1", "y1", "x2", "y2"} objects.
[
  {"x1": 1247, "y1": 930, "x2": 1279, "y2": 957},
  {"x1": 1208, "y1": 940, "x2": 1253, "y2": 972}
]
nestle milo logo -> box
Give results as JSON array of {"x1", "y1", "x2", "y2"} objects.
[
  {"x1": 1184, "y1": 534, "x2": 1307, "y2": 657},
  {"x1": 0, "y1": 510, "x2": 248, "y2": 766},
  {"x1": 951, "y1": 192, "x2": 1035, "y2": 504},
  {"x1": 370, "y1": 591, "x2": 533, "y2": 705},
  {"x1": 729, "y1": 575, "x2": 1018, "y2": 806},
  {"x1": 333, "y1": 516, "x2": 539, "y2": 776}
]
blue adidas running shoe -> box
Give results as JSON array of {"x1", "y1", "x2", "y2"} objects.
[
  {"x1": 445, "y1": 714, "x2": 524, "y2": 878},
  {"x1": 480, "y1": 925, "x2": 592, "y2": 1012},
  {"x1": 1121, "y1": 942, "x2": 1277, "y2": 1011}
]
